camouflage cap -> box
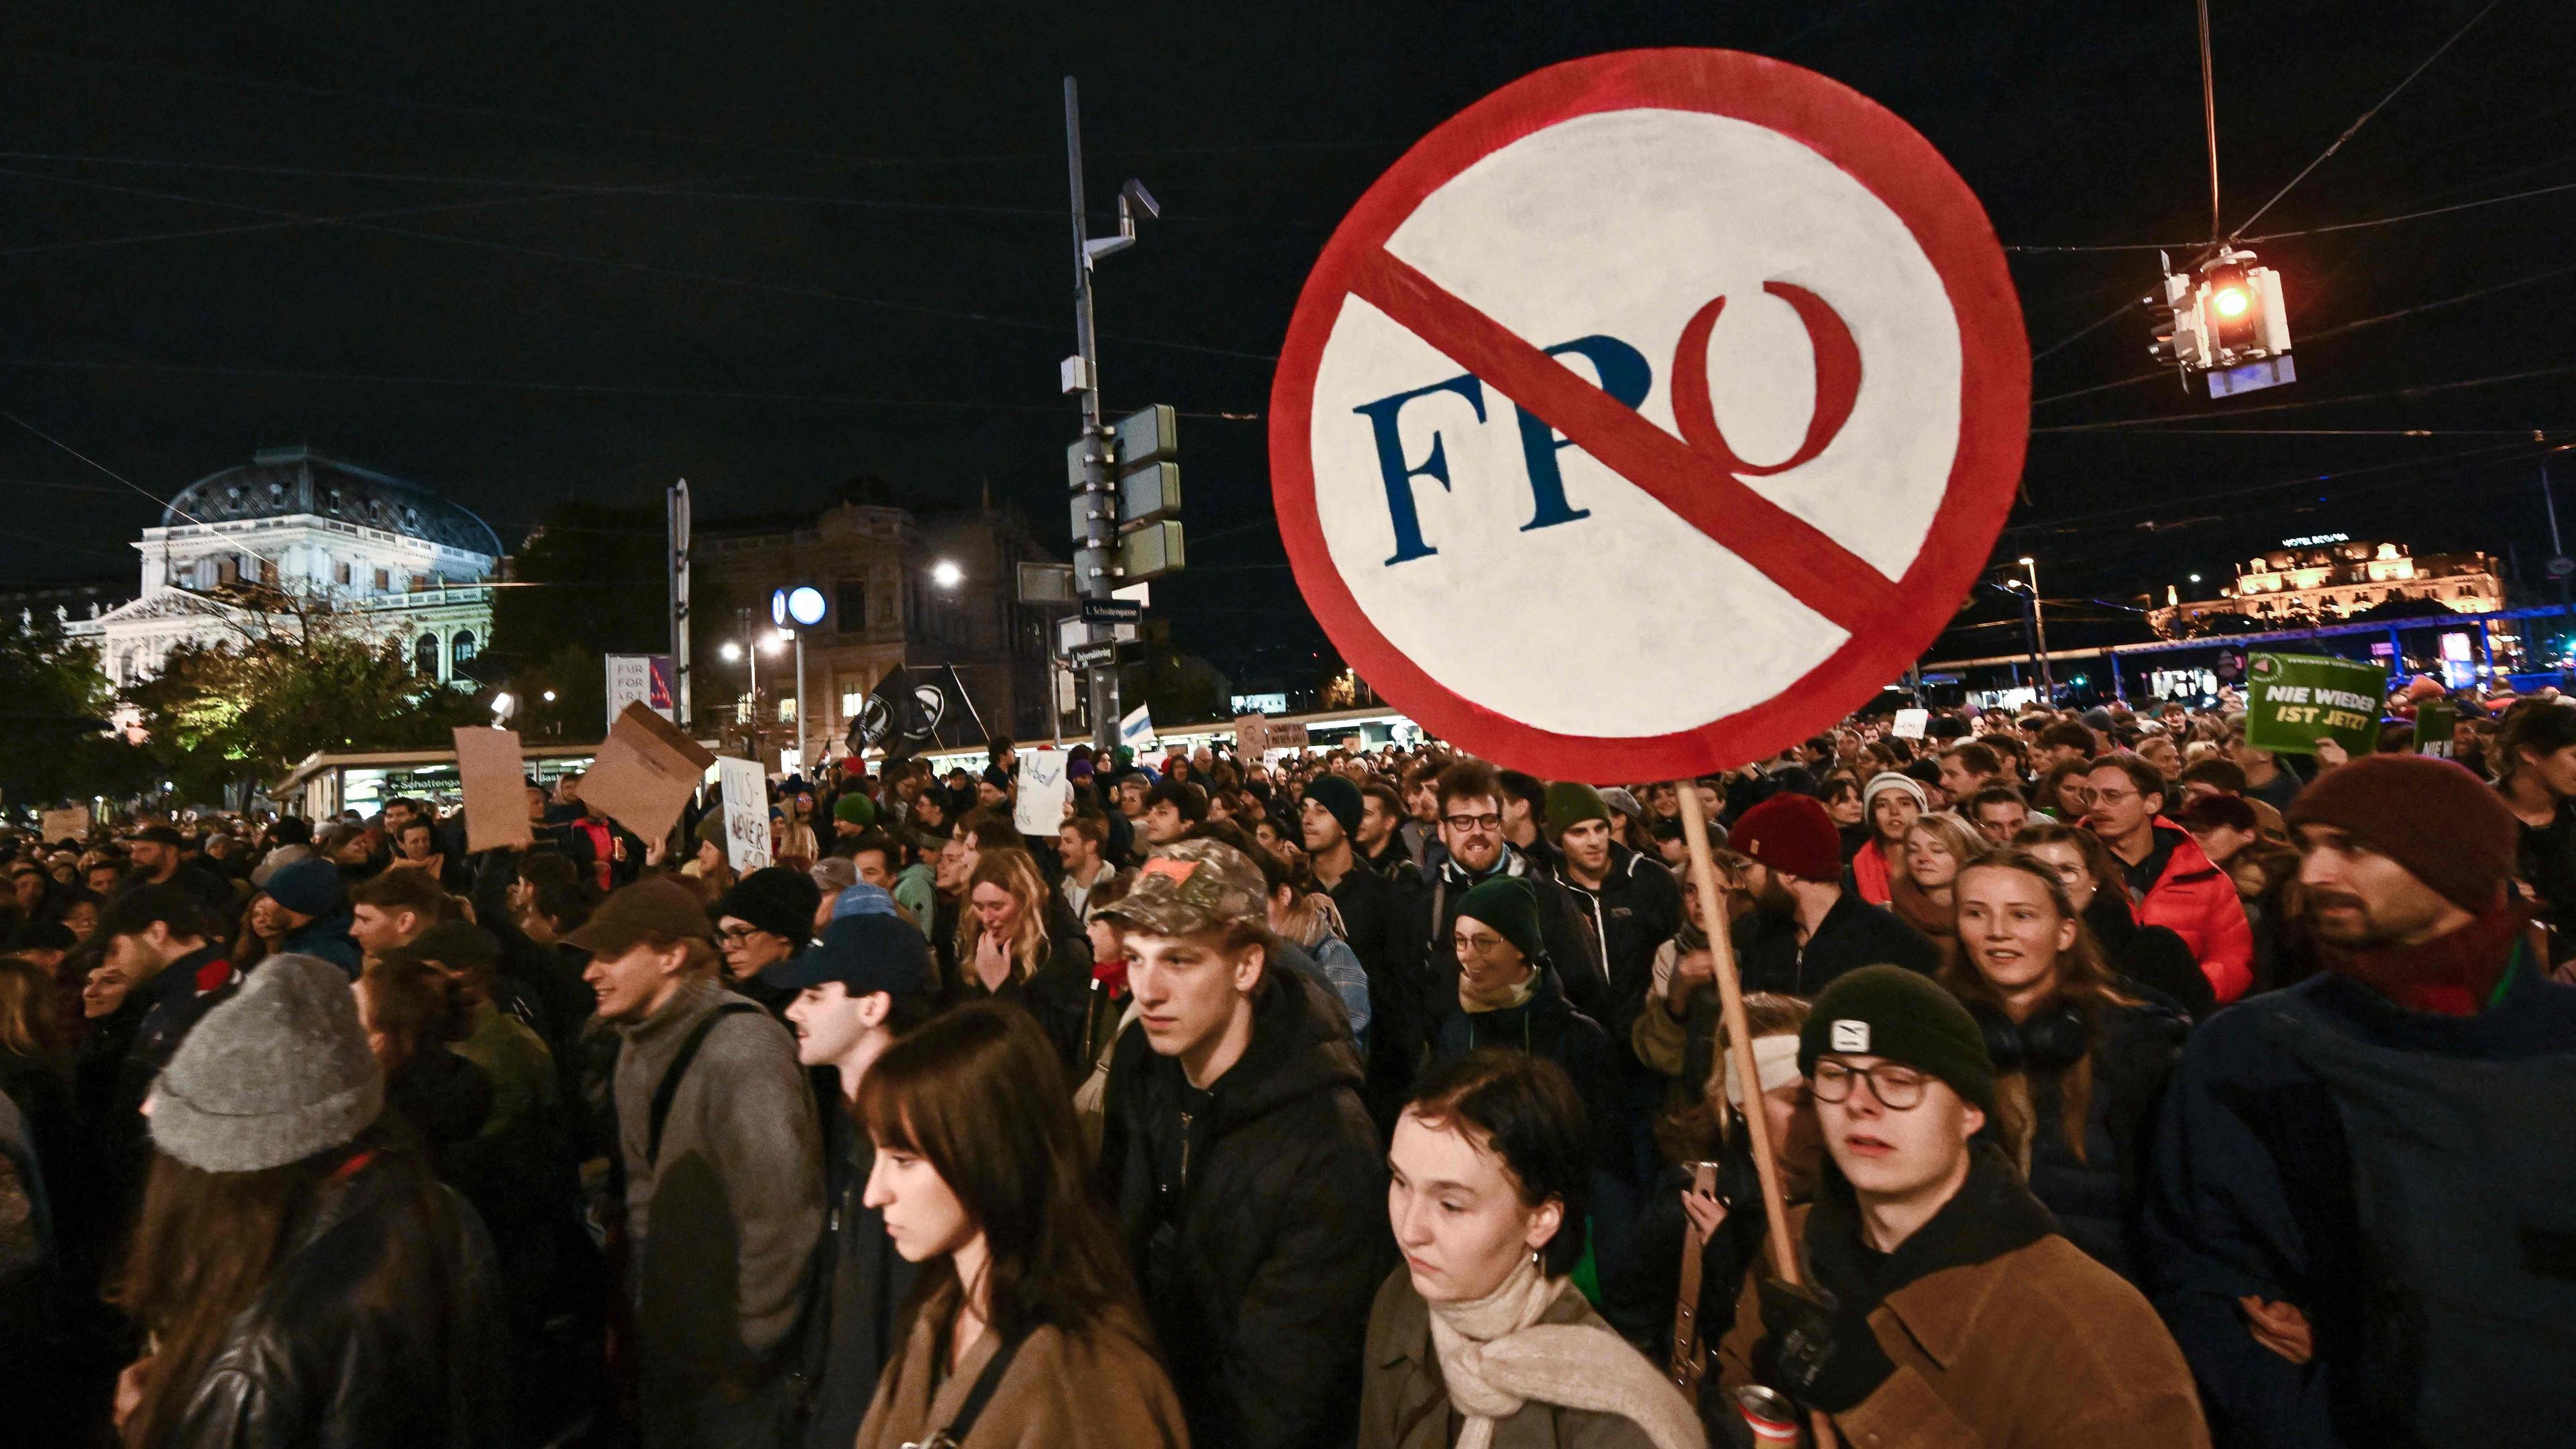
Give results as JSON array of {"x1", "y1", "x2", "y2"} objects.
[{"x1": 1097, "y1": 838, "x2": 1267, "y2": 938}]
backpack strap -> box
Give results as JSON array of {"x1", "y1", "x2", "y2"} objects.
[
  {"x1": 930, "y1": 1332, "x2": 1026, "y2": 1448},
  {"x1": 648, "y1": 1001, "x2": 763, "y2": 1168}
]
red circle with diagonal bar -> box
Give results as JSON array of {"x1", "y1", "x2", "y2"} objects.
[{"x1": 1269, "y1": 48, "x2": 2028, "y2": 783}]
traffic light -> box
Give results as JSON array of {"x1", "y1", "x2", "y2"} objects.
[
  {"x1": 2145, "y1": 246, "x2": 2294, "y2": 398},
  {"x1": 2143, "y1": 260, "x2": 2209, "y2": 370}
]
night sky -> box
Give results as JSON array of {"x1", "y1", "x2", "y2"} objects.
[{"x1": 3, "y1": 1, "x2": 2570, "y2": 680}]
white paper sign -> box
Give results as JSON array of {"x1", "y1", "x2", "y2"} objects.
[
  {"x1": 1014, "y1": 749, "x2": 1071, "y2": 837},
  {"x1": 1891, "y1": 708, "x2": 1929, "y2": 741},
  {"x1": 716, "y1": 757, "x2": 773, "y2": 873}
]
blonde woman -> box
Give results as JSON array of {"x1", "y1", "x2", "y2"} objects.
[
  {"x1": 956, "y1": 849, "x2": 1091, "y2": 1075},
  {"x1": 1890, "y1": 812, "x2": 1987, "y2": 971}
]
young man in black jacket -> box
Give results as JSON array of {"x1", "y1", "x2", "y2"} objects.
[
  {"x1": 765, "y1": 903, "x2": 937, "y2": 1449},
  {"x1": 1301, "y1": 775, "x2": 1424, "y2": 1126},
  {"x1": 1095, "y1": 839, "x2": 1389, "y2": 1449}
]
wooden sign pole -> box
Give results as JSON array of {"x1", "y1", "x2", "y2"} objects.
[{"x1": 1674, "y1": 784, "x2": 1839, "y2": 1449}]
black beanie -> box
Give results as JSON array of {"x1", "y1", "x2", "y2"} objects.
[
  {"x1": 1301, "y1": 776, "x2": 1364, "y2": 841},
  {"x1": 712, "y1": 866, "x2": 822, "y2": 943},
  {"x1": 1799, "y1": 965, "x2": 1996, "y2": 1115}
]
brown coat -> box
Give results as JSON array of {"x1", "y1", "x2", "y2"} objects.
[
  {"x1": 1716, "y1": 1202, "x2": 2209, "y2": 1449},
  {"x1": 1358, "y1": 1269, "x2": 1661, "y2": 1449},
  {"x1": 853, "y1": 1287, "x2": 1188, "y2": 1449}
]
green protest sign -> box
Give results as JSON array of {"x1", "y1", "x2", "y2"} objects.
[
  {"x1": 2243, "y1": 653, "x2": 2387, "y2": 757},
  {"x1": 2414, "y1": 698, "x2": 2459, "y2": 760}
]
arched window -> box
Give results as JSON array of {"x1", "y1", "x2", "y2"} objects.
[
  {"x1": 414, "y1": 633, "x2": 439, "y2": 676},
  {"x1": 451, "y1": 630, "x2": 478, "y2": 668}
]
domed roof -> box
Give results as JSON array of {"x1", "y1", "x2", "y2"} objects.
[{"x1": 162, "y1": 446, "x2": 504, "y2": 558}]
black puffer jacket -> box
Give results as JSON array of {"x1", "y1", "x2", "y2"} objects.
[
  {"x1": 1974, "y1": 994, "x2": 2188, "y2": 1284},
  {"x1": 1100, "y1": 968, "x2": 1390, "y2": 1449},
  {"x1": 1413, "y1": 847, "x2": 1607, "y2": 1024},
  {"x1": 166, "y1": 1146, "x2": 507, "y2": 1448}
]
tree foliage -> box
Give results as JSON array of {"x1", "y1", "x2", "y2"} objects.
[
  {"x1": 122, "y1": 588, "x2": 488, "y2": 791},
  {"x1": 0, "y1": 615, "x2": 150, "y2": 808}
]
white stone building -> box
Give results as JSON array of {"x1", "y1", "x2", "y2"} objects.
[{"x1": 65, "y1": 446, "x2": 500, "y2": 686}]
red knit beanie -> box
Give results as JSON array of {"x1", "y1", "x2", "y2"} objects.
[
  {"x1": 1729, "y1": 794, "x2": 1843, "y2": 882},
  {"x1": 2284, "y1": 755, "x2": 2516, "y2": 912}
]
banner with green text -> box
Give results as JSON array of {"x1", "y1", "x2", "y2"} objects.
[{"x1": 2243, "y1": 653, "x2": 2387, "y2": 757}]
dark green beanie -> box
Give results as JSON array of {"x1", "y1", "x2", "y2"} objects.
[
  {"x1": 1454, "y1": 875, "x2": 1544, "y2": 963},
  {"x1": 1544, "y1": 781, "x2": 1609, "y2": 838},
  {"x1": 1798, "y1": 965, "x2": 1996, "y2": 1115},
  {"x1": 833, "y1": 793, "x2": 876, "y2": 826}
]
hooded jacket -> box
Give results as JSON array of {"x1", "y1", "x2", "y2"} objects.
[
  {"x1": 167, "y1": 1146, "x2": 507, "y2": 1449},
  {"x1": 2125, "y1": 822, "x2": 2255, "y2": 1004},
  {"x1": 1100, "y1": 965, "x2": 1391, "y2": 1449},
  {"x1": 1717, "y1": 1146, "x2": 2209, "y2": 1449}
]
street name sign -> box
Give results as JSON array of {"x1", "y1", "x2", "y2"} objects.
[{"x1": 1269, "y1": 49, "x2": 2027, "y2": 781}]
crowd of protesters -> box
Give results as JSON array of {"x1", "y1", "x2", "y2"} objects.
[{"x1": 0, "y1": 679, "x2": 2570, "y2": 1448}]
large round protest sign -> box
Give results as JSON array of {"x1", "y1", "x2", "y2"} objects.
[{"x1": 1270, "y1": 49, "x2": 2028, "y2": 782}]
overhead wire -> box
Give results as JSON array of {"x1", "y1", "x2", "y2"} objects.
[{"x1": 0, "y1": 163, "x2": 1279, "y2": 362}]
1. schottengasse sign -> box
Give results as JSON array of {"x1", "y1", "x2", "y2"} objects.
[{"x1": 2242, "y1": 652, "x2": 2387, "y2": 757}]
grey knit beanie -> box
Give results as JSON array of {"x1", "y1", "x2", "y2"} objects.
[{"x1": 150, "y1": 953, "x2": 383, "y2": 1173}]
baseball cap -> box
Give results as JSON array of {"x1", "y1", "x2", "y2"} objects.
[
  {"x1": 1095, "y1": 839, "x2": 1266, "y2": 938},
  {"x1": 563, "y1": 878, "x2": 714, "y2": 957},
  {"x1": 761, "y1": 909, "x2": 936, "y2": 998}
]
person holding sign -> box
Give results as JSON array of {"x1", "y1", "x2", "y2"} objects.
[{"x1": 1715, "y1": 967, "x2": 2208, "y2": 1448}]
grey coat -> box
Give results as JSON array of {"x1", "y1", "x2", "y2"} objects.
[{"x1": 612, "y1": 977, "x2": 823, "y2": 1419}]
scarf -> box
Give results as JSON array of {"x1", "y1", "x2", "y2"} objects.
[
  {"x1": 2317, "y1": 897, "x2": 2525, "y2": 1017},
  {"x1": 1888, "y1": 872, "x2": 1953, "y2": 942},
  {"x1": 1426, "y1": 1255, "x2": 1707, "y2": 1449}
]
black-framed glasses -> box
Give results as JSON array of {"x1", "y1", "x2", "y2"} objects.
[
  {"x1": 716, "y1": 924, "x2": 761, "y2": 945},
  {"x1": 1443, "y1": 812, "x2": 1503, "y2": 833},
  {"x1": 1811, "y1": 1059, "x2": 1928, "y2": 1110}
]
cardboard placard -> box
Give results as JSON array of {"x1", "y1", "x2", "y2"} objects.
[
  {"x1": 1890, "y1": 708, "x2": 1929, "y2": 740},
  {"x1": 1014, "y1": 749, "x2": 1071, "y2": 837},
  {"x1": 1233, "y1": 713, "x2": 1269, "y2": 754},
  {"x1": 582, "y1": 702, "x2": 718, "y2": 843},
  {"x1": 452, "y1": 727, "x2": 535, "y2": 853},
  {"x1": 715, "y1": 757, "x2": 772, "y2": 873},
  {"x1": 2243, "y1": 653, "x2": 2387, "y2": 757},
  {"x1": 38, "y1": 806, "x2": 91, "y2": 845}
]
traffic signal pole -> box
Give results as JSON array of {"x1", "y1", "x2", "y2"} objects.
[{"x1": 1065, "y1": 78, "x2": 1121, "y2": 757}]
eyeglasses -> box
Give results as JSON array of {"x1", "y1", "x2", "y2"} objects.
[
  {"x1": 715, "y1": 924, "x2": 762, "y2": 945},
  {"x1": 1811, "y1": 1059, "x2": 1929, "y2": 1110},
  {"x1": 1443, "y1": 812, "x2": 1503, "y2": 833}
]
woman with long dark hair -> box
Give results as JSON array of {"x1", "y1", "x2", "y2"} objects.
[
  {"x1": 108, "y1": 953, "x2": 502, "y2": 1448},
  {"x1": 1942, "y1": 851, "x2": 2186, "y2": 1282},
  {"x1": 853, "y1": 1000, "x2": 1185, "y2": 1448}
]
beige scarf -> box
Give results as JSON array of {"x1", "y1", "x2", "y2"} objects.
[{"x1": 1426, "y1": 1256, "x2": 1707, "y2": 1449}]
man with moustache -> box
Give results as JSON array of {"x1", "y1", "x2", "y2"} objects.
[{"x1": 2143, "y1": 755, "x2": 2576, "y2": 1447}]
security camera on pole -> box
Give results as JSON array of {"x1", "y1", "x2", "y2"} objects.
[{"x1": 1061, "y1": 76, "x2": 1182, "y2": 755}]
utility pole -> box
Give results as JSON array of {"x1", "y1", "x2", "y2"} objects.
[
  {"x1": 2019, "y1": 555, "x2": 2053, "y2": 702},
  {"x1": 740, "y1": 604, "x2": 759, "y2": 757},
  {"x1": 668, "y1": 479, "x2": 692, "y2": 730},
  {"x1": 1065, "y1": 78, "x2": 1121, "y2": 757}
]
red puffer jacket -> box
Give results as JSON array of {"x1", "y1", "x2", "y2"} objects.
[{"x1": 2131, "y1": 822, "x2": 2254, "y2": 1004}]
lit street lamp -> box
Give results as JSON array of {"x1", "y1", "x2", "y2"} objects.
[
  {"x1": 2017, "y1": 555, "x2": 2052, "y2": 701},
  {"x1": 930, "y1": 559, "x2": 965, "y2": 590}
]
